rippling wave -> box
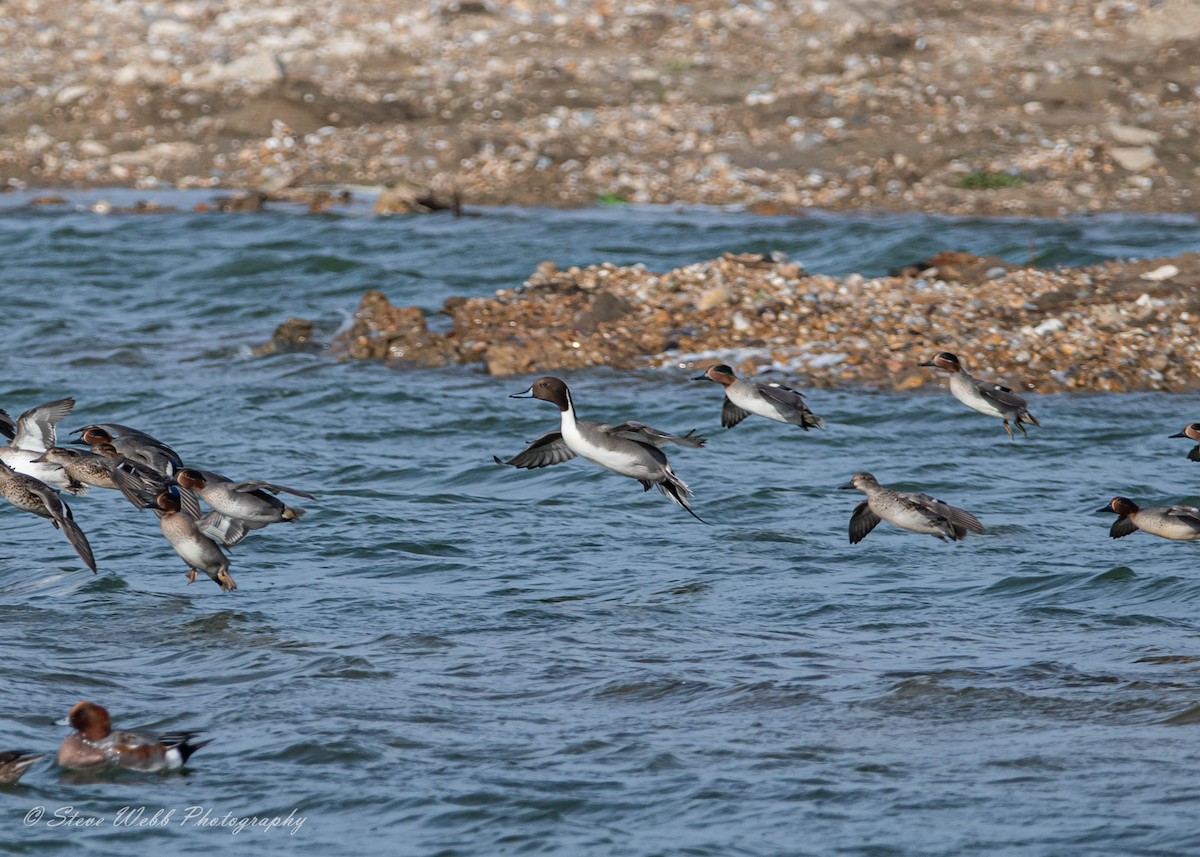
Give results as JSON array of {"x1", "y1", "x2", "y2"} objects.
[{"x1": 3, "y1": 196, "x2": 1200, "y2": 855}]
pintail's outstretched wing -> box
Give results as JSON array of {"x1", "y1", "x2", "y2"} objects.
[
  {"x1": 608, "y1": 422, "x2": 706, "y2": 449},
  {"x1": 494, "y1": 431, "x2": 577, "y2": 469}
]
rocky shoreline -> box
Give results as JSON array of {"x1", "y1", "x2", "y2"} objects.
[
  {"x1": 256, "y1": 248, "x2": 1200, "y2": 393},
  {"x1": 4, "y1": 1, "x2": 1200, "y2": 217},
  {"x1": 8, "y1": 0, "x2": 1200, "y2": 392}
]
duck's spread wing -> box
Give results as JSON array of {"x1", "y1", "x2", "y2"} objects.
[
  {"x1": 608, "y1": 421, "x2": 706, "y2": 449},
  {"x1": 494, "y1": 431, "x2": 577, "y2": 469},
  {"x1": 911, "y1": 492, "x2": 985, "y2": 538},
  {"x1": 1165, "y1": 505, "x2": 1200, "y2": 528},
  {"x1": 111, "y1": 461, "x2": 200, "y2": 518},
  {"x1": 720, "y1": 398, "x2": 752, "y2": 429},
  {"x1": 198, "y1": 512, "x2": 258, "y2": 547},
  {"x1": 29, "y1": 483, "x2": 97, "y2": 573},
  {"x1": 754, "y1": 381, "x2": 806, "y2": 410},
  {"x1": 848, "y1": 500, "x2": 882, "y2": 544},
  {"x1": 1109, "y1": 515, "x2": 1138, "y2": 539},
  {"x1": 755, "y1": 381, "x2": 824, "y2": 428},
  {"x1": 974, "y1": 378, "x2": 1029, "y2": 411},
  {"x1": 232, "y1": 480, "x2": 317, "y2": 500},
  {"x1": 14, "y1": 398, "x2": 75, "y2": 451},
  {"x1": 0, "y1": 409, "x2": 14, "y2": 441}
]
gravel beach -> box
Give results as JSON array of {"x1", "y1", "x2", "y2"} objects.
[{"x1": 3, "y1": 0, "x2": 1200, "y2": 217}]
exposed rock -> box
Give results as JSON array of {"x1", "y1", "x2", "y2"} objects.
[
  {"x1": 577, "y1": 291, "x2": 634, "y2": 331},
  {"x1": 329, "y1": 290, "x2": 457, "y2": 367},
  {"x1": 1107, "y1": 124, "x2": 1162, "y2": 147},
  {"x1": 54, "y1": 85, "x2": 90, "y2": 106},
  {"x1": 198, "y1": 50, "x2": 285, "y2": 89},
  {"x1": 1141, "y1": 264, "x2": 1179, "y2": 282},
  {"x1": 200, "y1": 190, "x2": 268, "y2": 213},
  {"x1": 1110, "y1": 147, "x2": 1159, "y2": 172},
  {"x1": 372, "y1": 185, "x2": 461, "y2": 216},
  {"x1": 252, "y1": 318, "x2": 320, "y2": 355},
  {"x1": 266, "y1": 250, "x2": 1200, "y2": 392},
  {"x1": 109, "y1": 142, "x2": 205, "y2": 169}
]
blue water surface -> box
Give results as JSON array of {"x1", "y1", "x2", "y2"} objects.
[{"x1": 1, "y1": 191, "x2": 1200, "y2": 856}]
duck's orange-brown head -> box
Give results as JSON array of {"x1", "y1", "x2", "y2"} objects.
[{"x1": 67, "y1": 701, "x2": 112, "y2": 741}]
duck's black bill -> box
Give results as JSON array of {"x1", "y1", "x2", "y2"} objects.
[
  {"x1": 1169, "y1": 431, "x2": 1187, "y2": 438},
  {"x1": 509, "y1": 386, "x2": 535, "y2": 398},
  {"x1": 838, "y1": 481, "x2": 856, "y2": 490}
]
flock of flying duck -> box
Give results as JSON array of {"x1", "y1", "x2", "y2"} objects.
[
  {"x1": 495, "y1": 351, "x2": 1200, "y2": 544},
  {"x1": 0, "y1": 396, "x2": 314, "y2": 592},
  {"x1": 4, "y1": 350, "x2": 1200, "y2": 779}
]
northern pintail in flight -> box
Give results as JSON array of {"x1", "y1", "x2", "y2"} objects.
[
  {"x1": 1098, "y1": 497, "x2": 1200, "y2": 541},
  {"x1": 839, "y1": 472, "x2": 985, "y2": 543},
  {"x1": 148, "y1": 487, "x2": 236, "y2": 591},
  {"x1": 495, "y1": 376, "x2": 707, "y2": 521},
  {"x1": 1169, "y1": 423, "x2": 1200, "y2": 462},
  {"x1": 56, "y1": 701, "x2": 209, "y2": 772},
  {"x1": 692, "y1": 364, "x2": 824, "y2": 430},
  {"x1": 174, "y1": 468, "x2": 313, "y2": 547},
  {"x1": 0, "y1": 398, "x2": 86, "y2": 494},
  {"x1": 0, "y1": 460, "x2": 96, "y2": 572},
  {"x1": 920, "y1": 352, "x2": 1039, "y2": 439}
]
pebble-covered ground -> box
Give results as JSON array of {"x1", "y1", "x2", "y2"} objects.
[
  {"x1": 3, "y1": 0, "x2": 1200, "y2": 217},
  {"x1": 258, "y1": 249, "x2": 1200, "y2": 392}
]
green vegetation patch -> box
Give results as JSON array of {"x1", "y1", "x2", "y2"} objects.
[{"x1": 959, "y1": 170, "x2": 1029, "y2": 190}]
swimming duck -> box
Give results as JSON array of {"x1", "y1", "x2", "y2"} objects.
[
  {"x1": 1098, "y1": 497, "x2": 1200, "y2": 541},
  {"x1": 1168, "y1": 423, "x2": 1200, "y2": 462},
  {"x1": 919, "y1": 352, "x2": 1039, "y2": 439},
  {"x1": 0, "y1": 751, "x2": 43, "y2": 783},
  {"x1": 839, "y1": 472, "x2": 985, "y2": 544},
  {"x1": 56, "y1": 701, "x2": 208, "y2": 772},
  {"x1": 496, "y1": 376, "x2": 707, "y2": 521},
  {"x1": 174, "y1": 468, "x2": 313, "y2": 547},
  {"x1": 0, "y1": 398, "x2": 86, "y2": 494},
  {"x1": 691, "y1": 364, "x2": 824, "y2": 430},
  {"x1": 0, "y1": 460, "x2": 96, "y2": 572},
  {"x1": 149, "y1": 487, "x2": 236, "y2": 591}
]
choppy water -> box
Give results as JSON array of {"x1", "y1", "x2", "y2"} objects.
[{"x1": 3, "y1": 191, "x2": 1200, "y2": 856}]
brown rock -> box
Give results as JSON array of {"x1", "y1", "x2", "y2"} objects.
[
  {"x1": 260, "y1": 250, "x2": 1200, "y2": 391},
  {"x1": 373, "y1": 184, "x2": 461, "y2": 216},
  {"x1": 252, "y1": 317, "x2": 320, "y2": 355}
]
